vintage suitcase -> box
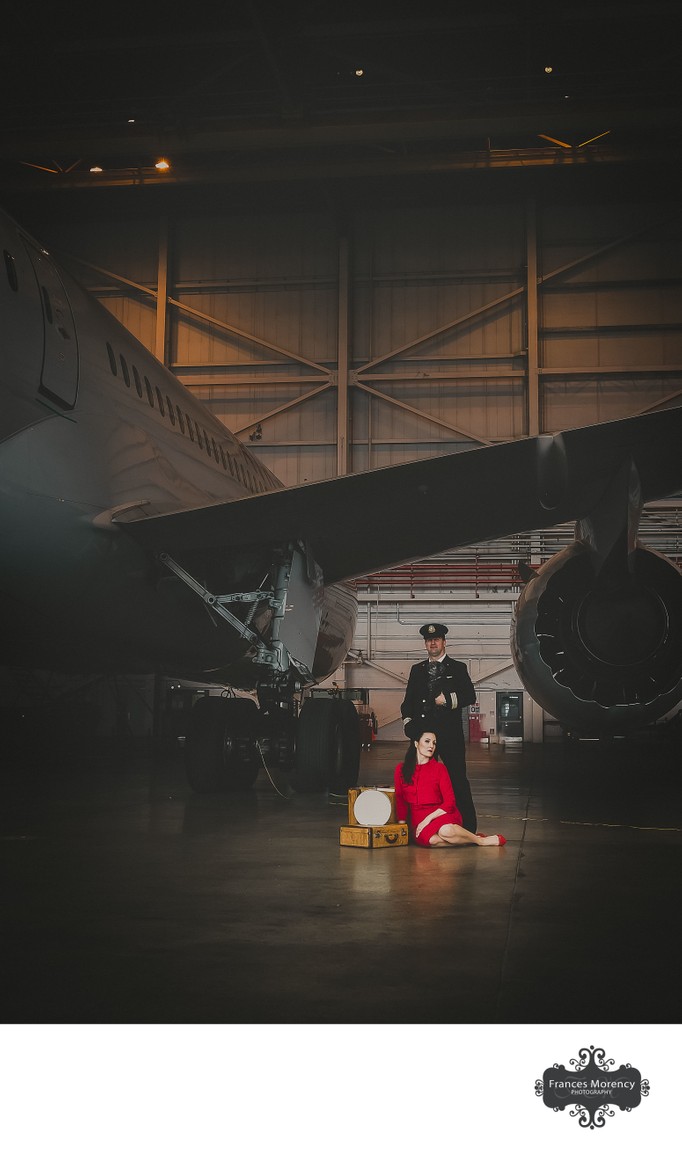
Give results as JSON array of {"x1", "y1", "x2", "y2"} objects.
[
  {"x1": 339, "y1": 822, "x2": 408, "y2": 848},
  {"x1": 347, "y1": 786, "x2": 397, "y2": 826}
]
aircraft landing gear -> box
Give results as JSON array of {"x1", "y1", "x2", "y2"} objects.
[
  {"x1": 185, "y1": 695, "x2": 260, "y2": 793},
  {"x1": 183, "y1": 692, "x2": 361, "y2": 797},
  {"x1": 164, "y1": 545, "x2": 361, "y2": 797},
  {"x1": 290, "y1": 696, "x2": 361, "y2": 795}
]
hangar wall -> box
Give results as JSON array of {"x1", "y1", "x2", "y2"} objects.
[{"x1": 43, "y1": 184, "x2": 682, "y2": 740}]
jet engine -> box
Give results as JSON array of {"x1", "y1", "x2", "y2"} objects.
[{"x1": 511, "y1": 540, "x2": 682, "y2": 735}]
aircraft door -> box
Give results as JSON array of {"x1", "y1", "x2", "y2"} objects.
[{"x1": 21, "y1": 239, "x2": 79, "y2": 410}]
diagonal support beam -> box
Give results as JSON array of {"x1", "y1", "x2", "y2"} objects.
[
  {"x1": 235, "y1": 381, "x2": 334, "y2": 436},
  {"x1": 62, "y1": 253, "x2": 330, "y2": 374},
  {"x1": 172, "y1": 297, "x2": 329, "y2": 373},
  {"x1": 631, "y1": 387, "x2": 682, "y2": 416},
  {"x1": 354, "y1": 380, "x2": 493, "y2": 445},
  {"x1": 355, "y1": 211, "x2": 682, "y2": 376},
  {"x1": 358, "y1": 285, "x2": 524, "y2": 373}
]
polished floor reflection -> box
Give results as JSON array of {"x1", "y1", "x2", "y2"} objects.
[{"x1": 2, "y1": 730, "x2": 681, "y2": 1024}]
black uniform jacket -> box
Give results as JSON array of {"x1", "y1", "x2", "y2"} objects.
[{"x1": 401, "y1": 655, "x2": 477, "y2": 749}]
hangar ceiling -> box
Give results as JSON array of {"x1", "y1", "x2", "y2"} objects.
[{"x1": 2, "y1": 3, "x2": 682, "y2": 195}]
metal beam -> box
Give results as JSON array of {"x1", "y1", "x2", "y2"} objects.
[
  {"x1": 526, "y1": 198, "x2": 540, "y2": 437},
  {"x1": 540, "y1": 366, "x2": 682, "y2": 375},
  {"x1": 166, "y1": 297, "x2": 330, "y2": 374},
  {"x1": 629, "y1": 387, "x2": 682, "y2": 416},
  {"x1": 155, "y1": 216, "x2": 169, "y2": 365},
  {"x1": 354, "y1": 210, "x2": 682, "y2": 387},
  {"x1": 61, "y1": 252, "x2": 330, "y2": 374},
  {"x1": 473, "y1": 660, "x2": 516, "y2": 685},
  {"x1": 179, "y1": 373, "x2": 333, "y2": 385},
  {"x1": 337, "y1": 235, "x2": 350, "y2": 476},
  {"x1": 359, "y1": 370, "x2": 526, "y2": 381},
  {"x1": 538, "y1": 212, "x2": 682, "y2": 287},
  {"x1": 354, "y1": 380, "x2": 493, "y2": 445},
  {"x1": 234, "y1": 382, "x2": 334, "y2": 437},
  {"x1": 357, "y1": 285, "x2": 525, "y2": 373}
]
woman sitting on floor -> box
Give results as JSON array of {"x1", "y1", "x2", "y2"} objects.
[{"x1": 394, "y1": 723, "x2": 506, "y2": 848}]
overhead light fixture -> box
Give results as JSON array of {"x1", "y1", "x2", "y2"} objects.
[
  {"x1": 155, "y1": 158, "x2": 171, "y2": 171},
  {"x1": 89, "y1": 165, "x2": 103, "y2": 173}
]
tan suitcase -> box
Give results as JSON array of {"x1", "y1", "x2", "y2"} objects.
[
  {"x1": 347, "y1": 786, "x2": 397, "y2": 825},
  {"x1": 339, "y1": 822, "x2": 408, "y2": 848}
]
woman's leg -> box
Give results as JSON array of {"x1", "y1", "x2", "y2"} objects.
[{"x1": 429, "y1": 824, "x2": 505, "y2": 847}]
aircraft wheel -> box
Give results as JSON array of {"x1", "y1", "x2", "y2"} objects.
[
  {"x1": 290, "y1": 698, "x2": 361, "y2": 794},
  {"x1": 185, "y1": 696, "x2": 261, "y2": 793}
]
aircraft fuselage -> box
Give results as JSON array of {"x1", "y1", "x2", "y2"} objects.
[{"x1": 0, "y1": 210, "x2": 356, "y2": 684}]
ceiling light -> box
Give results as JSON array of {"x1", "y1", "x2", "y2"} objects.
[
  {"x1": 544, "y1": 66, "x2": 553, "y2": 74},
  {"x1": 155, "y1": 158, "x2": 170, "y2": 171},
  {"x1": 89, "y1": 165, "x2": 103, "y2": 172},
  {"x1": 355, "y1": 68, "x2": 364, "y2": 77}
]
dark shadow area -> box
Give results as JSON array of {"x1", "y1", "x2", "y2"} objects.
[{"x1": 2, "y1": 732, "x2": 681, "y2": 1024}]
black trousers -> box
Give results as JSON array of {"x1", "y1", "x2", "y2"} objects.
[{"x1": 433, "y1": 725, "x2": 477, "y2": 833}]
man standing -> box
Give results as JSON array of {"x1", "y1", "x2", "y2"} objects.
[{"x1": 400, "y1": 622, "x2": 478, "y2": 832}]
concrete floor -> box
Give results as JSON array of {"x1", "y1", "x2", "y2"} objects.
[{"x1": 2, "y1": 730, "x2": 681, "y2": 1025}]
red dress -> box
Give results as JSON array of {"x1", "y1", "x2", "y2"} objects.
[{"x1": 393, "y1": 758, "x2": 463, "y2": 846}]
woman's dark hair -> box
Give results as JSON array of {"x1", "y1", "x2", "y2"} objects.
[
  {"x1": 400, "y1": 732, "x2": 439, "y2": 785},
  {"x1": 400, "y1": 741, "x2": 418, "y2": 785}
]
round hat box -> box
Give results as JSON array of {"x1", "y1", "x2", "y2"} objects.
[{"x1": 353, "y1": 788, "x2": 393, "y2": 826}]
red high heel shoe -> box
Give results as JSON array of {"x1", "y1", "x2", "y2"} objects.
[{"x1": 476, "y1": 833, "x2": 507, "y2": 845}]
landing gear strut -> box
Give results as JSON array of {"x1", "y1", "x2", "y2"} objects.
[{"x1": 161, "y1": 546, "x2": 361, "y2": 796}]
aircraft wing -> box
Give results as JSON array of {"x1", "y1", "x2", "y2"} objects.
[{"x1": 117, "y1": 407, "x2": 682, "y2": 586}]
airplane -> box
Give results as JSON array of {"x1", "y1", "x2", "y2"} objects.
[{"x1": 1, "y1": 204, "x2": 681, "y2": 797}]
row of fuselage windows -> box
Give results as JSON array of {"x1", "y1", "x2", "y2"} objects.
[
  {"x1": 105, "y1": 341, "x2": 270, "y2": 494},
  {"x1": 3, "y1": 249, "x2": 266, "y2": 494}
]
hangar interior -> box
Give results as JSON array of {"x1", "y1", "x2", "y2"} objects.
[
  {"x1": 3, "y1": 5, "x2": 682, "y2": 1042},
  {"x1": 1, "y1": 4, "x2": 681, "y2": 743}
]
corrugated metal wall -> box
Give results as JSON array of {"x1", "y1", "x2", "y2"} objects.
[
  {"x1": 53, "y1": 194, "x2": 682, "y2": 475},
  {"x1": 46, "y1": 188, "x2": 681, "y2": 738}
]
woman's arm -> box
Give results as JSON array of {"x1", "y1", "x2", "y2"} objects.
[
  {"x1": 415, "y1": 808, "x2": 446, "y2": 837},
  {"x1": 437, "y1": 761, "x2": 458, "y2": 811}
]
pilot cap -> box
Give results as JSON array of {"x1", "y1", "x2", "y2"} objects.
[{"x1": 419, "y1": 623, "x2": 448, "y2": 639}]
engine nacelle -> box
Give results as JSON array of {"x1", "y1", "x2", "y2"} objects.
[{"x1": 511, "y1": 541, "x2": 682, "y2": 735}]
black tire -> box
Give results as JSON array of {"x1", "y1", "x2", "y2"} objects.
[
  {"x1": 185, "y1": 696, "x2": 261, "y2": 793},
  {"x1": 290, "y1": 698, "x2": 361, "y2": 794}
]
